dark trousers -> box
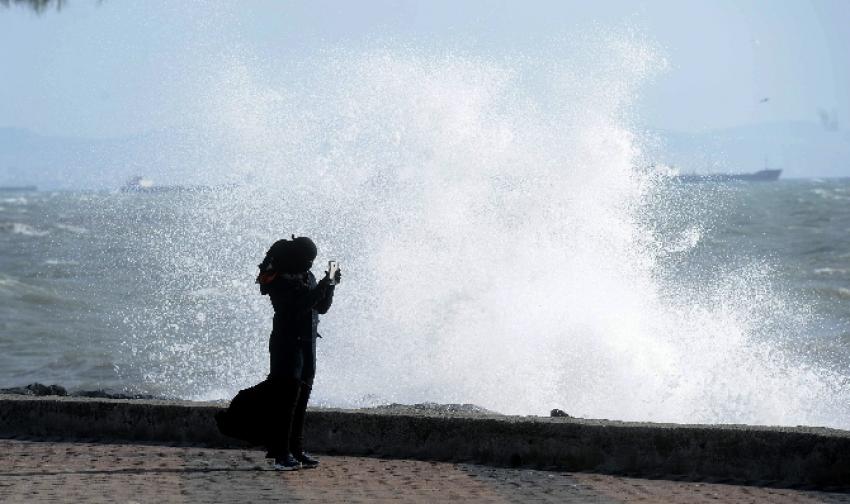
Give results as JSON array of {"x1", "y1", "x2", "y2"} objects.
[
  {"x1": 289, "y1": 381, "x2": 312, "y2": 455},
  {"x1": 268, "y1": 334, "x2": 316, "y2": 456},
  {"x1": 268, "y1": 378, "x2": 313, "y2": 456}
]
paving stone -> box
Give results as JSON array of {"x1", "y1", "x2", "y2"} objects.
[{"x1": 0, "y1": 440, "x2": 848, "y2": 503}]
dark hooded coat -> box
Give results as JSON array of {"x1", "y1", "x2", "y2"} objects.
[
  {"x1": 215, "y1": 237, "x2": 334, "y2": 445},
  {"x1": 266, "y1": 271, "x2": 334, "y2": 384}
]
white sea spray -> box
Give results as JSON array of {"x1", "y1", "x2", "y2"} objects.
[{"x1": 95, "y1": 33, "x2": 850, "y2": 428}]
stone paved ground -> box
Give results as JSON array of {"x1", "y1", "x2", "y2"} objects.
[{"x1": 0, "y1": 439, "x2": 848, "y2": 503}]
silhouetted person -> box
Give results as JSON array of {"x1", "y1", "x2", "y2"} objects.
[{"x1": 257, "y1": 235, "x2": 341, "y2": 471}]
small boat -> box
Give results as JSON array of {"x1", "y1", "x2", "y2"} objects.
[
  {"x1": 120, "y1": 176, "x2": 208, "y2": 193},
  {"x1": 673, "y1": 169, "x2": 781, "y2": 183}
]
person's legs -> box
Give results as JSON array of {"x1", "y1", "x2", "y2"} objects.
[
  {"x1": 288, "y1": 381, "x2": 311, "y2": 449},
  {"x1": 289, "y1": 338, "x2": 319, "y2": 468},
  {"x1": 268, "y1": 336, "x2": 306, "y2": 470},
  {"x1": 267, "y1": 376, "x2": 302, "y2": 470}
]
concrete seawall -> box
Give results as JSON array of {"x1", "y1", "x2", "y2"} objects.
[{"x1": 1, "y1": 394, "x2": 848, "y2": 487}]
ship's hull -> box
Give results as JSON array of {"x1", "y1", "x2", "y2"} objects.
[{"x1": 673, "y1": 169, "x2": 781, "y2": 183}]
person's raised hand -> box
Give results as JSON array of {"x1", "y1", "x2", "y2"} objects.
[{"x1": 324, "y1": 267, "x2": 342, "y2": 285}]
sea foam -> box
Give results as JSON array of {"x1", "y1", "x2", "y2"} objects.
[{"x1": 107, "y1": 34, "x2": 850, "y2": 428}]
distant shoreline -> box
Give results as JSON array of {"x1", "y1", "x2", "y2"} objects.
[
  {"x1": 6, "y1": 176, "x2": 850, "y2": 193},
  {"x1": 0, "y1": 185, "x2": 37, "y2": 192}
]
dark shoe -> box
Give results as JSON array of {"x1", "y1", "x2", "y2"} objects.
[
  {"x1": 294, "y1": 452, "x2": 319, "y2": 469},
  {"x1": 272, "y1": 454, "x2": 301, "y2": 471}
]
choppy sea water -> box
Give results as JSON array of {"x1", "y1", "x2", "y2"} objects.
[
  {"x1": 1, "y1": 179, "x2": 849, "y2": 427},
  {"x1": 3, "y1": 31, "x2": 850, "y2": 427}
]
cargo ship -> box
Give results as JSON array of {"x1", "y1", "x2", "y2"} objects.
[{"x1": 672, "y1": 169, "x2": 781, "y2": 183}]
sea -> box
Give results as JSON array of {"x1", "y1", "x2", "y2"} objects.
[
  {"x1": 3, "y1": 34, "x2": 850, "y2": 428},
  {"x1": 2, "y1": 179, "x2": 850, "y2": 428}
]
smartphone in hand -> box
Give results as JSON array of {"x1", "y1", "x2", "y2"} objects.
[{"x1": 328, "y1": 260, "x2": 340, "y2": 285}]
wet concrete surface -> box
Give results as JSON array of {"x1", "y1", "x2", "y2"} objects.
[
  {"x1": 1, "y1": 395, "x2": 849, "y2": 488},
  {"x1": 2, "y1": 440, "x2": 849, "y2": 503}
]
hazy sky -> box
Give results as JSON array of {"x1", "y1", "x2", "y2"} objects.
[{"x1": 1, "y1": 0, "x2": 848, "y2": 139}]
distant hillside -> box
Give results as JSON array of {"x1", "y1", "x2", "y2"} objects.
[
  {"x1": 655, "y1": 121, "x2": 850, "y2": 179},
  {"x1": 2, "y1": 121, "x2": 850, "y2": 189},
  {"x1": 0, "y1": 128, "x2": 93, "y2": 189},
  {"x1": 0, "y1": 127, "x2": 237, "y2": 190}
]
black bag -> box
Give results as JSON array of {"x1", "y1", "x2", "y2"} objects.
[{"x1": 215, "y1": 379, "x2": 277, "y2": 445}]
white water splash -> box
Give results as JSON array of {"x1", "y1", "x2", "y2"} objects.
[{"x1": 108, "y1": 31, "x2": 850, "y2": 429}]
